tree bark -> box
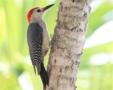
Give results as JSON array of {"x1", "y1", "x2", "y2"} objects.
[{"x1": 46, "y1": 0, "x2": 90, "y2": 90}]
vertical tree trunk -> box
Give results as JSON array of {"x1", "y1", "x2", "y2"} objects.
[{"x1": 46, "y1": 0, "x2": 90, "y2": 90}]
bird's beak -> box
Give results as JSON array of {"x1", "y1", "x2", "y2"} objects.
[{"x1": 42, "y1": 4, "x2": 54, "y2": 11}]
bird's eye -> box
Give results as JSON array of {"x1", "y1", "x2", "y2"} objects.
[{"x1": 37, "y1": 9, "x2": 41, "y2": 12}]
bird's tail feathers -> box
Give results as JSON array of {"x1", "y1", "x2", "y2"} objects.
[{"x1": 40, "y1": 63, "x2": 49, "y2": 89}]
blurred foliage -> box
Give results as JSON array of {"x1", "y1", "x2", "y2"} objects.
[
  {"x1": 0, "y1": 0, "x2": 113, "y2": 90},
  {"x1": 87, "y1": 1, "x2": 113, "y2": 37}
]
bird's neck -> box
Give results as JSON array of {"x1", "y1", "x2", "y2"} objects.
[{"x1": 30, "y1": 16, "x2": 43, "y2": 24}]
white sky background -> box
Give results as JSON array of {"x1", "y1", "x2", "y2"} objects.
[
  {"x1": 84, "y1": 21, "x2": 113, "y2": 48},
  {"x1": 84, "y1": 0, "x2": 113, "y2": 48}
]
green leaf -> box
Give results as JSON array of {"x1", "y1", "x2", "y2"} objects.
[{"x1": 87, "y1": 2, "x2": 113, "y2": 37}]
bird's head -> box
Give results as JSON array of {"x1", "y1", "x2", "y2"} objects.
[{"x1": 27, "y1": 4, "x2": 54, "y2": 23}]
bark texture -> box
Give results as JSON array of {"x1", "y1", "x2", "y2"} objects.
[{"x1": 46, "y1": 0, "x2": 90, "y2": 90}]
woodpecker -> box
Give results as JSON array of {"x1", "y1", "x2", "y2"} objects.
[{"x1": 27, "y1": 4, "x2": 54, "y2": 89}]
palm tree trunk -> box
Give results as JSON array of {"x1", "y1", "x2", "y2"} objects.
[{"x1": 46, "y1": 0, "x2": 90, "y2": 90}]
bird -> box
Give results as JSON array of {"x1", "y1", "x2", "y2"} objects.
[{"x1": 26, "y1": 4, "x2": 54, "y2": 89}]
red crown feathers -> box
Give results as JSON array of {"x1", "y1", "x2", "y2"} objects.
[{"x1": 27, "y1": 8, "x2": 36, "y2": 23}]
